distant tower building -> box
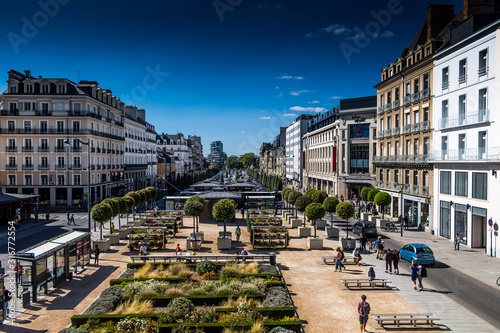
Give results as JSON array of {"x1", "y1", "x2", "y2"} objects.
[{"x1": 208, "y1": 141, "x2": 227, "y2": 166}]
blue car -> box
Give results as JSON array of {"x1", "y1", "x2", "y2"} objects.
[{"x1": 399, "y1": 243, "x2": 436, "y2": 266}]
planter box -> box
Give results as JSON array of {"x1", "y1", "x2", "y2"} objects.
[
  {"x1": 186, "y1": 238, "x2": 203, "y2": 250},
  {"x1": 219, "y1": 231, "x2": 232, "y2": 239},
  {"x1": 190, "y1": 232, "x2": 204, "y2": 242},
  {"x1": 287, "y1": 215, "x2": 296, "y2": 223},
  {"x1": 378, "y1": 219, "x2": 390, "y2": 228},
  {"x1": 325, "y1": 227, "x2": 340, "y2": 238},
  {"x1": 315, "y1": 219, "x2": 327, "y2": 229},
  {"x1": 217, "y1": 237, "x2": 232, "y2": 250},
  {"x1": 115, "y1": 228, "x2": 129, "y2": 239},
  {"x1": 340, "y1": 237, "x2": 356, "y2": 251},
  {"x1": 361, "y1": 212, "x2": 371, "y2": 220},
  {"x1": 298, "y1": 226, "x2": 311, "y2": 238},
  {"x1": 290, "y1": 219, "x2": 302, "y2": 228},
  {"x1": 131, "y1": 220, "x2": 144, "y2": 227},
  {"x1": 92, "y1": 238, "x2": 111, "y2": 252},
  {"x1": 104, "y1": 233, "x2": 120, "y2": 245},
  {"x1": 283, "y1": 212, "x2": 291, "y2": 220},
  {"x1": 307, "y1": 237, "x2": 323, "y2": 250}
]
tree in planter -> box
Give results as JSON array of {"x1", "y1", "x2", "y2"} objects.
[
  {"x1": 136, "y1": 190, "x2": 147, "y2": 210},
  {"x1": 184, "y1": 200, "x2": 204, "y2": 244},
  {"x1": 282, "y1": 188, "x2": 292, "y2": 208},
  {"x1": 305, "y1": 202, "x2": 326, "y2": 238},
  {"x1": 336, "y1": 201, "x2": 355, "y2": 238},
  {"x1": 367, "y1": 189, "x2": 380, "y2": 202},
  {"x1": 91, "y1": 202, "x2": 112, "y2": 240},
  {"x1": 323, "y1": 196, "x2": 340, "y2": 220},
  {"x1": 186, "y1": 196, "x2": 206, "y2": 232},
  {"x1": 102, "y1": 198, "x2": 119, "y2": 231},
  {"x1": 374, "y1": 191, "x2": 392, "y2": 219},
  {"x1": 115, "y1": 197, "x2": 128, "y2": 229},
  {"x1": 123, "y1": 196, "x2": 135, "y2": 224},
  {"x1": 294, "y1": 195, "x2": 312, "y2": 226},
  {"x1": 361, "y1": 187, "x2": 371, "y2": 202},
  {"x1": 312, "y1": 190, "x2": 328, "y2": 204},
  {"x1": 287, "y1": 190, "x2": 301, "y2": 217},
  {"x1": 305, "y1": 189, "x2": 317, "y2": 198},
  {"x1": 126, "y1": 191, "x2": 141, "y2": 220},
  {"x1": 212, "y1": 198, "x2": 235, "y2": 238}
]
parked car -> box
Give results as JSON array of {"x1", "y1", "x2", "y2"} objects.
[
  {"x1": 399, "y1": 243, "x2": 436, "y2": 266},
  {"x1": 352, "y1": 221, "x2": 378, "y2": 238}
]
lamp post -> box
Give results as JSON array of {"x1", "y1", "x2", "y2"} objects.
[
  {"x1": 64, "y1": 138, "x2": 91, "y2": 232},
  {"x1": 396, "y1": 183, "x2": 405, "y2": 237}
]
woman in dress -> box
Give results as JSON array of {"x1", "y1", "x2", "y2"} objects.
[{"x1": 410, "y1": 262, "x2": 419, "y2": 290}]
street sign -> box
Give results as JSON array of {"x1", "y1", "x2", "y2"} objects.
[
  {"x1": 488, "y1": 218, "x2": 493, "y2": 227},
  {"x1": 495, "y1": 232, "x2": 498, "y2": 236},
  {"x1": 494, "y1": 223, "x2": 499, "y2": 232}
]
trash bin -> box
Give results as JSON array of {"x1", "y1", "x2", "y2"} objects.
[
  {"x1": 68, "y1": 272, "x2": 73, "y2": 281},
  {"x1": 269, "y1": 252, "x2": 276, "y2": 265},
  {"x1": 22, "y1": 290, "x2": 30, "y2": 308}
]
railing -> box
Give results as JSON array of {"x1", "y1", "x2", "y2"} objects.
[
  {"x1": 377, "y1": 180, "x2": 383, "y2": 187},
  {"x1": 420, "y1": 88, "x2": 430, "y2": 99},
  {"x1": 97, "y1": 165, "x2": 101, "y2": 170},
  {"x1": 97, "y1": 148, "x2": 102, "y2": 153},
  {"x1": 430, "y1": 147, "x2": 500, "y2": 161},
  {"x1": 403, "y1": 95, "x2": 411, "y2": 105},
  {"x1": 378, "y1": 130, "x2": 384, "y2": 138},
  {"x1": 384, "y1": 103, "x2": 391, "y2": 111},
  {"x1": 71, "y1": 165, "x2": 82, "y2": 170},
  {"x1": 458, "y1": 74, "x2": 467, "y2": 83},
  {"x1": 372, "y1": 154, "x2": 429, "y2": 163},
  {"x1": 420, "y1": 120, "x2": 430, "y2": 130},
  {"x1": 55, "y1": 147, "x2": 66, "y2": 152},
  {"x1": 91, "y1": 147, "x2": 96, "y2": 153},
  {"x1": 392, "y1": 127, "x2": 400, "y2": 136},
  {"x1": 393, "y1": 99, "x2": 400, "y2": 108},
  {"x1": 22, "y1": 164, "x2": 34, "y2": 170},
  {"x1": 91, "y1": 165, "x2": 96, "y2": 170},
  {"x1": 393, "y1": 182, "x2": 400, "y2": 190},
  {"x1": 22, "y1": 146, "x2": 33, "y2": 152},
  {"x1": 384, "y1": 129, "x2": 391, "y2": 137},
  {"x1": 385, "y1": 181, "x2": 391, "y2": 188},
  {"x1": 403, "y1": 125, "x2": 411, "y2": 134},
  {"x1": 39, "y1": 164, "x2": 49, "y2": 170},
  {"x1": 411, "y1": 123, "x2": 420, "y2": 132},
  {"x1": 478, "y1": 66, "x2": 488, "y2": 77},
  {"x1": 442, "y1": 81, "x2": 449, "y2": 90},
  {"x1": 6, "y1": 146, "x2": 17, "y2": 152},
  {"x1": 411, "y1": 92, "x2": 420, "y2": 102},
  {"x1": 411, "y1": 185, "x2": 419, "y2": 194},
  {"x1": 6, "y1": 164, "x2": 17, "y2": 170},
  {"x1": 438, "y1": 110, "x2": 490, "y2": 129},
  {"x1": 38, "y1": 147, "x2": 49, "y2": 152},
  {"x1": 72, "y1": 147, "x2": 82, "y2": 152},
  {"x1": 422, "y1": 186, "x2": 429, "y2": 195},
  {"x1": 56, "y1": 165, "x2": 66, "y2": 170}
]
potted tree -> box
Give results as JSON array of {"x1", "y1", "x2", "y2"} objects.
[
  {"x1": 287, "y1": 190, "x2": 301, "y2": 218},
  {"x1": 305, "y1": 202, "x2": 326, "y2": 250},
  {"x1": 360, "y1": 187, "x2": 372, "y2": 220},
  {"x1": 91, "y1": 202, "x2": 112, "y2": 251},
  {"x1": 374, "y1": 191, "x2": 392, "y2": 228},
  {"x1": 184, "y1": 195, "x2": 206, "y2": 243},
  {"x1": 126, "y1": 191, "x2": 141, "y2": 220},
  {"x1": 294, "y1": 195, "x2": 312, "y2": 227},
  {"x1": 115, "y1": 197, "x2": 130, "y2": 239},
  {"x1": 123, "y1": 196, "x2": 135, "y2": 225},
  {"x1": 213, "y1": 198, "x2": 235, "y2": 250},
  {"x1": 311, "y1": 190, "x2": 328, "y2": 228},
  {"x1": 367, "y1": 188, "x2": 380, "y2": 224},
  {"x1": 102, "y1": 198, "x2": 120, "y2": 245},
  {"x1": 323, "y1": 196, "x2": 340, "y2": 238},
  {"x1": 336, "y1": 201, "x2": 355, "y2": 250}
]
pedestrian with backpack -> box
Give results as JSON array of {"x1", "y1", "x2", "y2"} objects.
[
  {"x1": 392, "y1": 250, "x2": 400, "y2": 274},
  {"x1": 334, "y1": 247, "x2": 343, "y2": 272},
  {"x1": 417, "y1": 263, "x2": 427, "y2": 291},
  {"x1": 3, "y1": 287, "x2": 12, "y2": 317},
  {"x1": 374, "y1": 236, "x2": 382, "y2": 258},
  {"x1": 357, "y1": 294, "x2": 370, "y2": 332}
]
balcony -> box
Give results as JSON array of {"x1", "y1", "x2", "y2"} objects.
[
  {"x1": 6, "y1": 164, "x2": 17, "y2": 170},
  {"x1": 107, "y1": 164, "x2": 111, "y2": 169},
  {"x1": 458, "y1": 74, "x2": 467, "y2": 84},
  {"x1": 442, "y1": 81, "x2": 449, "y2": 90},
  {"x1": 377, "y1": 106, "x2": 384, "y2": 114},
  {"x1": 478, "y1": 66, "x2": 489, "y2": 77},
  {"x1": 392, "y1": 127, "x2": 400, "y2": 136},
  {"x1": 97, "y1": 148, "x2": 102, "y2": 153},
  {"x1": 420, "y1": 88, "x2": 430, "y2": 99},
  {"x1": 430, "y1": 147, "x2": 500, "y2": 161},
  {"x1": 71, "y1": 147, "x2": 82, "y2": 152},
  {"x1": 22, "y1": 164, "x2": 34, "y2": 170},
  {"x1": 403, "y1": 125, "x2": 411, "y2": 134},
  {"x1": 383, "y1": 129, "x2": 391, "y2": 137},
  {"x1": 22, "y1": 146, "x2": 33, "y2": 152},
  {"x1": 438, "y1": 110, "x2": 490, "y2": 130},
  {"x1": 411, "y1": 185, "x2": 419, "y2": 194},
  {"x1": 39, "y1": 164, "x2": 49, "y2": 170},
  {"x1": 420, "y1": 120, "x2": 430, "y2": 131},
  {"x1": 91, "y1": 147, "x2": 96, "y2": 153},
  {"x1": 6, "y1": 146, "x2": 17, "y2": 152},
  {"x1": 411, "y1": 92, "x2": 420, "y2": 102},
  {"x1": 378, "y1": 130, "x2": 384, "y2": 138},
  {"x1": 56, "y1": 164, "x2": 66, "y2": 170},
  {"x1": 422, "y1": 186, "x2": 429, "y2": 195},
  {"x1": 38, "y1": 147, "x2": 49, "y2": 152},
  {"x1": 410, "y1": 123, "x2": 420, "y2": 132},
  {"x1": 384, "y1": 103, "x2": 391, "y2": 111},
  {"x1": 91, "y1": 165, "x2": 96, "y2": 170},
  {"x1": 377, "y1": 180, "x2": 383, "y2": 188},
  {"x1": 385, "y1": 181, "x2": 391, "y2": 188},
  {"x1": 72, "y1": 165, "x2": 82, "y2": 170},
  {"x1": 393, "y1": 99, "x2": 400, "y2": 108},
  {"x1": 372, "y1": 154, "x2": 429, "y2": 164},
  {"x1": 55, "y1": 147, "x2": 66, "y2": 152},
  {"x1": 393, "y1": 182, "x2": 400, "y2": 190},
  {"x1": 97, "y1": 165, "x2": 101, "y2": 170},
  {"x1": 403, "y1": 95, "x2": 411, "y2": 105}
]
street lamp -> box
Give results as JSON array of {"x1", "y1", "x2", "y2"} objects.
[
  {"x1": 64, "y1": 138, "x2": 91, "y2": 232},
  {"x1": 396, "y1": 183, "x2": 405, "y2": 237}
]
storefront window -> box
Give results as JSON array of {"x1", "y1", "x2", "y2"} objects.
[
  {"x1": 350, "y1": 143, "x2": 369, "y2": 174},
  {"x1": 455, "y1": 204, "x2": 467, "y2": 244},
  {"x1": 440, "y1": 201, "x2": 451, "y2": 238},
  {"x1": 56, "y1": 249, "x2": 65, "y2": 278}
]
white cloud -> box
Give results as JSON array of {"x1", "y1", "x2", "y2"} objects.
[
  {"x1": 306, "y1": 23, "x2": 395, "y2": 41},
  {"x1": 277, "y1": 75, "x2": 305, "y2": 80},
  {"x1": 329, "y1": 96, "x2": 342, "y2": 100},
  {"x1": 308, "y1": 100, "x2": 320, "y2": 104},
  {"x1": 257, "y1": 2, "x2": 282, "y2": 10},
  {"x1": 290, "y1": 90, "x2": 310, "y2": 96},
  {"x1": 289, "y1": 106, "x2": 326, "y2": 113},
  {"x1": 283, "y1": 113, "x2": 297, "y2": 117},
  {"x1": 260, "y1": 116, "x2": 272, "y2": 120},
  {"x1": 240, "y1": 131, "x2": 245, "y2": 134},
  {"x1": 381, "y1": 31, "x2": 395, "y2": 38}
]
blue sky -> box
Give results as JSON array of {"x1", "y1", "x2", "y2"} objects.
[{"x1": 0, "y1": 0, "x2": 463, "y2": 156}]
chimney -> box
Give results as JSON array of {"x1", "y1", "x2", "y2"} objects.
[
  {"x1": 23, "y1": 70, "x2": 31, "y2": 78},
  {"x1": 427, "y1": 5, "x2": 455, "y2": 38},
  {"x1": 463, "y1": 0, "x2": 498, "y2": 19}
]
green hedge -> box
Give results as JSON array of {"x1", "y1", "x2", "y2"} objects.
[
  {"x1": 121, "y1": 294, "x2": 265, "y2": 307},
  {"x1": 110, "y1": 277, "x2": 188, "y2": 286},
  {"x1": 71, "y1": 307, "x2": 296, "y2": 328},
  {"x1": 158, "y1": 321, "x2": 301, "y2": 333}
]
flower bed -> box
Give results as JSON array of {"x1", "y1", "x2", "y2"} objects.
[
  {"x1": 250, "y1": 226, "x2": 289, "y2": 249},
  {"x1": 129, "y1": 228, "x2": 167, "y2": 251}
]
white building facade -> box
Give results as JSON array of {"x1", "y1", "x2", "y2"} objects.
[
  {"x1": 432, "y1": 19, "x2": 500, "y2": 257},
  {"x1": 285, "y1": 115, "x2": 313, "y2": 189}
]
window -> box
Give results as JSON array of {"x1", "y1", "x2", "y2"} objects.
[
  {"x1": 57, "y1": 121, "x2": 64, "y2": 133},
  {"x1": 57, "y1": 175, "x2": 64, "y2": 186},
  {"x1": 440, "y1": 171, "x2": 451, "y2": 194},
  {"x1": 478, "y1": 131, "x2": 486, "y2": 159},
  {"x1": 380, "y1": 95, "x2": 385, "y2": 107},
  {"x1": 405, "y1": 170, "x2": 410, "y2": 184},
  {"x1": 441, "y1": 100, "x2": 448, "y2": 128},
  {"x1": 26, "y1": 85, "x2": 33, "y2": 93},
  {"x1": 395, "y1": 169, "x2": 399, "y2": 183},
  {"x1": 379, "y1": 169, "x2": 384, "y2": 182},
  {"x1": 24, "y1": 121, "x2": 31, "y2": 132},
  {"x1": 58, "y1": 157, "x2": 65, "y2": 168},
  {"x1": 455, "y1": 204, "x2": 467, "y2": 244},
  {"x1": 458, "y1": 134, "x2": 466, "y2": 159},
  {"x1": 395, "y1": 141, "x2": 400, "y2": 155},
  {"x1": 73, "y1": 175, "x2": 81, "y2": 186},
  {"x1": 24, "y1": 102, "x2": 31, "y2": 110},
  {"x1": 9, "y1": 85, "x2": 17, "y2": 93},
  {"x1": 413, "y1": 110, "x2": 419, "y2": 124},
  {"x1": 479, "y1": 88, "x2": 487, "y2": 121},
  {"x1": 57, "y1": 139, "x2": 64, "y2": 150},
  {"x1": 24, "y1": 138, "x2": 32, "y2": 151},
  {"x1": 8, "y1": 175, "x2": 16, "y2": 186},
  {"x1": 74, "y1": 157, "x2": 81, "y2": 169},
  {"x1": 441, "y1": 136, "x2": 448, "y2": 159},
  {"x1": 395, "y1": 87, "x2": 400, "y2": 101},
  {"x1": 414, "y1": 139, "x2": 419, "y2": 155},
  {"x1": 42, "y1": 85, "x2": 49, "y2": 93},
  {"x1": 423, "y1": 73, "x2": 429, "y2": 90},
  {"x1": 41, "y1": 157, "x2": 48, "y2": 168},
  {"x1": 41, "y1": 175, "x2": 48, "y2": 185},
  {"x1": 459, "y1": 59, "x2": 467, "y2": 83},
  {"x1": 8, "y1": 157, "x2": 16, "y2": 168},
  {"x1": 459, "y1": 95, "x2": 466, "y2": 125},
  {"x1": 387, "y1": 91, "x2": 392, "y2": 104},
  {"x1": 423, "y1": 138, "x2": 429, "y2": 156},
  {"x1": 440, "y1": 201, "x2": 451, "y2": 238},
  {"x1": 25, "y1": 175, "x2": 32, "y2": 186},
  {"x1": 413, "y1": 171, "x2": 419, "y2": 186},
  {"x1": 387, "y1": 116, "x2": 391, "y2": 130},
  {"x1": 455, "y1": 172, "x2": 468, "y2": 197},
  {"x1": 413, "y1": 78, "x2": 419, "y2": 93},
  {"x1": 442, "y1": 67, "x2": 449, "y2": 89},
  {"x1": 57, "y1": 85, "x2": 66, "y2": 94},
  {"x1": 395, "y1": 114, "x2": 399, "y2": 128},
  {"x1": 472, "y1": 172, "x2": 487, "y2": 200},
  {"x1": 8, "y1": 121, "x2": 15, "y2": 132},
  {"x1": 386, "y1": 169, "x2": 391, "y2": 182},
  {"x1": 405, "y1": 140, "x2": 410, "y2": 155},
  {"x1": 405, "y1": 82, "x2": 411, "y2": 95},
  {"x1": 40, "y1": 121, "x2": 47, "y2": 133},
  {"x1": 42, "y1": 103, "x2": 49, "y2": 114},
  {"x1": 40, "y1": 139, "x2": 48, "y2": 150},
  {"x1": 479, "y1": 49, "x2": 488, "y2": 76},
  {"x1": 423, "y1": 171, "x2": 429, "y2": 186}
]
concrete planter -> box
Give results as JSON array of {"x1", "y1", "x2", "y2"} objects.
[
  {"x1": 361, "y1": 212, "x2": 371, "y2": 220},
  {"x1": 378, "y1": 219, "x2": 390, "y2": 228},
  {"x1": 298, "y1": 226, "x2": 312, "y2": 238},
  {"x1": 287, "y1": 215, "x2": 297, "y2": 223},
  {"x1": 219, "y1": 231, "x2": 232, "y2": 239},
  {"x1": 370, "y1": 215, "x2": 380, "y2": 224},
  {"x1": 307, "y1": 237, "x2": 323, "y2": 250},
  {"x1": 325, "y1": 227, "x2": 340, "y2": 238},
  {"x1": 290, "y1": 219, "x2": 302, "y2": 228},
  {"x1": 190, "y1": 232, "x2": 204, "y2": 242},
  {"x1": 187, "y1": 238, "x2": 203, "y2": 250},
  {"x1": 116, "y1": 228, "x2": 129, "y2": 239},
  {"x1": 340, "y1": 237, "x2": 356, "y2": 251},
  {"x1": 104, "y1": 233, "x2": 120, "y2": 245},
  {"x1": 217, "y1": 237, "x2": 232, "y2": 250},
  {"x1": 315, "y1": 219, "x2": 327, "y2": 229},
  {"x1": 92, "y1": 238, "x2": 111, "y2": 252}
]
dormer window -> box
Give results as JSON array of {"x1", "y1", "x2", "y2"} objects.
[
  {"x1": 9, "y1": 85, "x2": 17, "y2": 93},
  {"x1": 42, "y1": 84, "x2": 49, "y2": 94},
  {"x1": 57, "y1": 85, "x2": 66, "y2": 94},
  {"x1": 26, "y1": 85, "x2": 33, "y2": 93}
]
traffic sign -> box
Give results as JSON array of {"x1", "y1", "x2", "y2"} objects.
[
  {"x1": 494, "y1": 223, "x2": 499, "y2": 232},
  {"x1": 488, "y1": 218, "x2": 493, "y2": 227}
]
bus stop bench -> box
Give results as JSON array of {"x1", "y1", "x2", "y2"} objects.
[
  {"x1": 371, "y1": 313, "x2": 440, "y2": 327},
  {"x1": 340, "y1": 279, "x2": 391, "y2": 289},
  {"x1": 320, "y1": 256, "x2": 356, "y2": 265}
]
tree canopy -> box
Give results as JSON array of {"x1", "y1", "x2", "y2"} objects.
[
  {"x1": 361, "y1": 187, "x2": 371, "y2": 201},
  {"x1": 115, "y1": 197, "x2": 128, "y2": 214},
  {"x1": 91, "y1": 202, "x2": 112, "y2": 223},
  {"x1": 212, "y1": 198, "x2": 236, "y2": 221},
  {"x1": 102, "y1": 198, "x2": 119, "y2": 217},
  {"x1": 305, "y1": 189, "x2": 317, "y2": 198},
  {"x1": 312, "y1": 190, "x2": 328, "y2": 204},
  {"x1": 187, "y1": 196, "x2": 207, "y2": 212},
  {"x1": 126, "y1": 191, "x2": 141, "y2": 207},
  {"x1": 323, "y1": 197, "x2": 340, "y2": 213},
  {"x1": 374, "y1": 191, "x2": 392, "y2": 218},
  {"x1": 367, "y1": 189, "x2": 380, "y2": 202},
  {"x1": 238, "y1": 153, "x2": 257, "y2": 167},
  {"x1": 184, "y1": 200, "x2": 204, "y2": 217},
  {"x1": 336, "y1": 202, "x2": 355, "y2": 221},
  {"x1": 294, "y1": 195, "x2": 313, "y2": 212},
  {"x1": 305, "y1": 203, "x2": 326, "y2": 222},
  {"x1": 287, "y1": 191, "x2": 302, "y2": 205}
]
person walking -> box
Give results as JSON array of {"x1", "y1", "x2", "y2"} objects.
[
  {"x1": 360, "y1": 233, "x2": 367, "y2": 252},
  {"x1": 357, "y1": 295, "x2": 370, "y2": 332},
  {"x1": 410, "y1": 262, "x2": 419, "y2": 290},
  {"x1": 14, "y1": 262, "x2": 22, "y2": 285},
  {"x1": 404, "y1": 215, "x2": 409, "y2": 230},
  {"x1": 378, "y1": 241, "x2": 385, "y2": 260},
  {"x1": 368, "y1": 267, "x2": 376, "y2": 281},
  {"x1": 374, "y1": 236, "x2": 382, "y2": 258},
  {"x1": 454, "y1": 233, "x2": 460, "y2": 250},
  {"x1": 417, "y1": 263, "x2": 426, "y2": 291},
  {"x1": 94, "y1": 245, "x2": 101, "y2": 265},
  {"x1": 110, "y1": 222, "x2": 115, "y2": 234},
  {"x1": 353, "y1": 248, "x2": 362, "y2": 266},
  {"x1": 235, "y1": 226, "x2": 241, "y2": 242},
  {"x1": 392, "y1": 250, "x2": 400, "y2": 274},
  {"x1": 70, "y1": 214, "x2": 76, "y2": 225},
  {"x1": 3, "y1": 287, "x2": 12, "y2": 317},
  {"x1": 334, "y1": 247, "x2": 343, "y2": 272},
  {"x1": 385, "y1": 248, "x2": 393, "y2": 273}
]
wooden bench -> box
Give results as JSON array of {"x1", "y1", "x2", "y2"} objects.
[
  {"x1": 340, "y1": 279, "x2": 391, "y2": 289},
  {"x1": 320, "y1": 256, "x2": 357, "y2": 265},
  {"x1": 371, "y1": 313, "x2": 440, "y2": 327}
]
